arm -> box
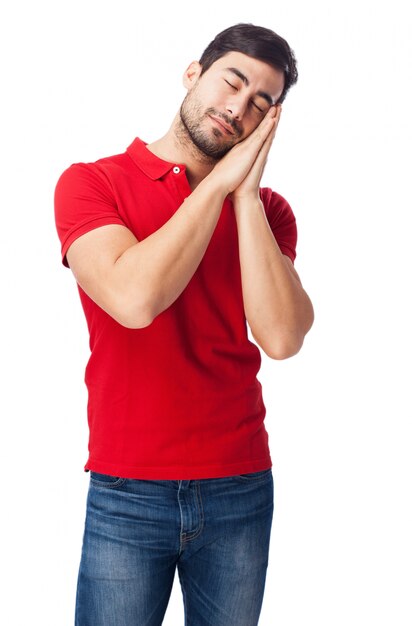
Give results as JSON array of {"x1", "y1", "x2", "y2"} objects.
[
  {"x1": 231, "y1": 105, "x2": 314, "y2": 359},
  {"x1": 64, "y1": 110, "x2": 278, "y2": 329},
  {"x1": 233, "y1": 197, "x2": 314, "y2": 359},
  {"x1": 66, "y1": 176, "x2": 226, "y2": 328}
]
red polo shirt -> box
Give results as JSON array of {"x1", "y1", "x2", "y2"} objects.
[{"x1": 54, "y1": 137, "x2": 297, "y2": 479}]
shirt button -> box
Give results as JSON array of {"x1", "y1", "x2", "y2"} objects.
[{"x1": 173, "y1": 166, "x2": 180, "y2": 174}]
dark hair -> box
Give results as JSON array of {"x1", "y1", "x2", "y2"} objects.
[{"x1": 198, "y1": 23, "x2": 298, "y2": 104}]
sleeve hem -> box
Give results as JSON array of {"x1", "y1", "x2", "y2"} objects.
[{"x1": 61, "y1": 216, "x2": 127, "y2": 267}]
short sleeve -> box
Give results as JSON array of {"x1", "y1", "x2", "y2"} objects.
[
  {"x1": 259, "y1": 187, "x2": 298, "y2": 264},
  {"x1": 54, "y1": 162, "x2": 127, "y2": 268}
]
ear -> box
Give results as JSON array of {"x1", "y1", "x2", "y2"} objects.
[{"x1": 182, "y1": 61, "x2": 202, "y2": 90}]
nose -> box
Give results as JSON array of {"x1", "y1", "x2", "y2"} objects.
[{"x1": 225, "y1": 95, "x2": 248, "y2": 121}]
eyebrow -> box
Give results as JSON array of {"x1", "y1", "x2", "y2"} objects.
[{"x1": 224, "y1": 67, "x2": 275, "y2": 107}]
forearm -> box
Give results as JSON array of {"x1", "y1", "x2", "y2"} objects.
[
  {"x1": 234, "y1": 197, "x2": 314, "y2": 359},
  {"x1": 113, "y1": 175, "x2": 227, "y2": 327}
]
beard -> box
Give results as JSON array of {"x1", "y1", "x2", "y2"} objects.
[{"x1": 179, "y1": 86, "x2": 240, "y2": 160}]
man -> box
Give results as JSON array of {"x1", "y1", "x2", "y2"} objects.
[{"x1": 55, "y1": 22, "x2": 314, "y2": 626}]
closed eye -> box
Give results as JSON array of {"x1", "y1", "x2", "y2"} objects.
[
  {"x1": 252, "y1": 101, "x2": 264, "y2": 113},
  {"x1": 224, "y1": 79, "x2": 264, "y2": 113},
  {"x1": 224, "y1": 79, "x2": 238, "y2": 91}
]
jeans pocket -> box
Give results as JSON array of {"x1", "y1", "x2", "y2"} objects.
[
  {"x1": 231, "y1": 468, "x2": 272, "y2": 483},
  {"x1": 89, "y1": 471, "x2": 127, "y2": 489}
]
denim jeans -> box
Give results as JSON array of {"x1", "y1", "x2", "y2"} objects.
[{"x1": 75, "y1": 468, "x2": 274, "y2": 626}]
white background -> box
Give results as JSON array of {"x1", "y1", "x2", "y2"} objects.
[{"x1": 1, "y1": 1, "x2": 411, "y2": 624}]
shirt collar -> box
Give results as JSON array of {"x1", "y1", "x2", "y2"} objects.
[{"x1": 126, "y1": 137, "x2": 185, "y2": 180}]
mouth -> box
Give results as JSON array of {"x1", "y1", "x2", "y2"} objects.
[{"x1": 208, "y1": 115, "x2": 235, "y2": 136}]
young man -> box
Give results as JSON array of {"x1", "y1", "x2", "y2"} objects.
[{"x1": 55, "y1": 23, "x2": 314, "y2": 626}]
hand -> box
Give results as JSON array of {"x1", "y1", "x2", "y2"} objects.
[
  {"x1": 209, "y1": 105, "x2": 281, "y2": 196},
  {"x1": 231, "y1": 105, "x2": 282, "y2": 203}
]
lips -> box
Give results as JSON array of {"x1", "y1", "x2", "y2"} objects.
[{"x1": 209, "y1": 115, "x2": 235, "y2": 135}]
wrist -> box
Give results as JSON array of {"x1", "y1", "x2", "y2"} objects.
[
  {"x1": 231, "y1": 192, "x2": 263, "y2": 209},
  {"x1": 199, "y1": 171, "x2": 229, "y2": 202}
]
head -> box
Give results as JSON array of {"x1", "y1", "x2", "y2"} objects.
[{"x1": 178, "y1": 23, "x2": 298, "y2": 160}]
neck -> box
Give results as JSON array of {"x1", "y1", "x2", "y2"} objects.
[{"x1": 146, "y1": 111, "x2": 217, "y2": 191}]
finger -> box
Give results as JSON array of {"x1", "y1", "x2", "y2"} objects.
[
  {"x1": 245, "y1": 130, "x2": 276, "y2": 176},
  {"x1": 265, "y1": 105, "x2": 282, "y2": 140},
  {"x1": 266, "y1": 103, "x2": 281, "y2": 120},
  {"x1": 274, "y1": 103, "x2": 282, "y2": 121},
  {"x1": 233, "y1": 104, "x2": 280, "y2": 159},
  {"x1": 250, "y1": 106, "x2": 279, "y2": 137},
  {"x1": 237, "y1": 105, "x2": 282, "y2": 185},
  {"x1": 255, "y1": 109, "x2": 280, "y2": 158},
  {"x1": 256, "y1": 104, "x2": 282, "y2": 139}
]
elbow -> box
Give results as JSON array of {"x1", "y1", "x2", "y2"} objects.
[
  {"x1": 267, "y1": 306, "x2": 315, "y2": 359},
  {"x1": 115, "y1": 283, "x2": 174, "y2": 329},
  {"x1": 261, "y1": 323, "x2": 312, "y2": 360},
  {"x1": 264, "y1": 337, "x2": 303, "y2": 360},
  {"x1": 251, "y1": 297, "x2": 315, "y2": 360},
  {"x1": 113, "y1": 293, "x2": 155, "y2": 329},
  {"x1": 118, "y1": 313, "x2": 154, "y2": 330},
  {"x1": 266, "y1": 312, "x2": 315, "y2": 360},
  {"x1": 265, "y1": 316, "x2": 314, "y2": 360},
  {"x1": 251, "y1": 327, "x2": 302, "y2": 360}
]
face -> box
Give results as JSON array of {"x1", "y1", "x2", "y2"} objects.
[{"x1": 179, "y1": 51, "x2": 285, "y2": 159}]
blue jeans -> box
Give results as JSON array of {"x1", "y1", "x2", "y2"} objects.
[{"x1": 75, "y1": 469, "x2": 274, "y2": 626}]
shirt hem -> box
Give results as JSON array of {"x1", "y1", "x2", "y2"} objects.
[{"x1": 84, "y1": 456, "x2": 273, "y2": 480}]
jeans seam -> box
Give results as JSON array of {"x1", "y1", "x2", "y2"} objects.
[
  {"x1": 232, "y1": 469, "x2": 272, "y2": 482},
  {"x1": 90, "y1": 477, "x2": 126, "y2": 489},
  {"x1": 179, "y1": 482, "x2": 205, "y2": 552},
  {"x1": 183, "y1": 482, "x2": 204, "y2": 542}
]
